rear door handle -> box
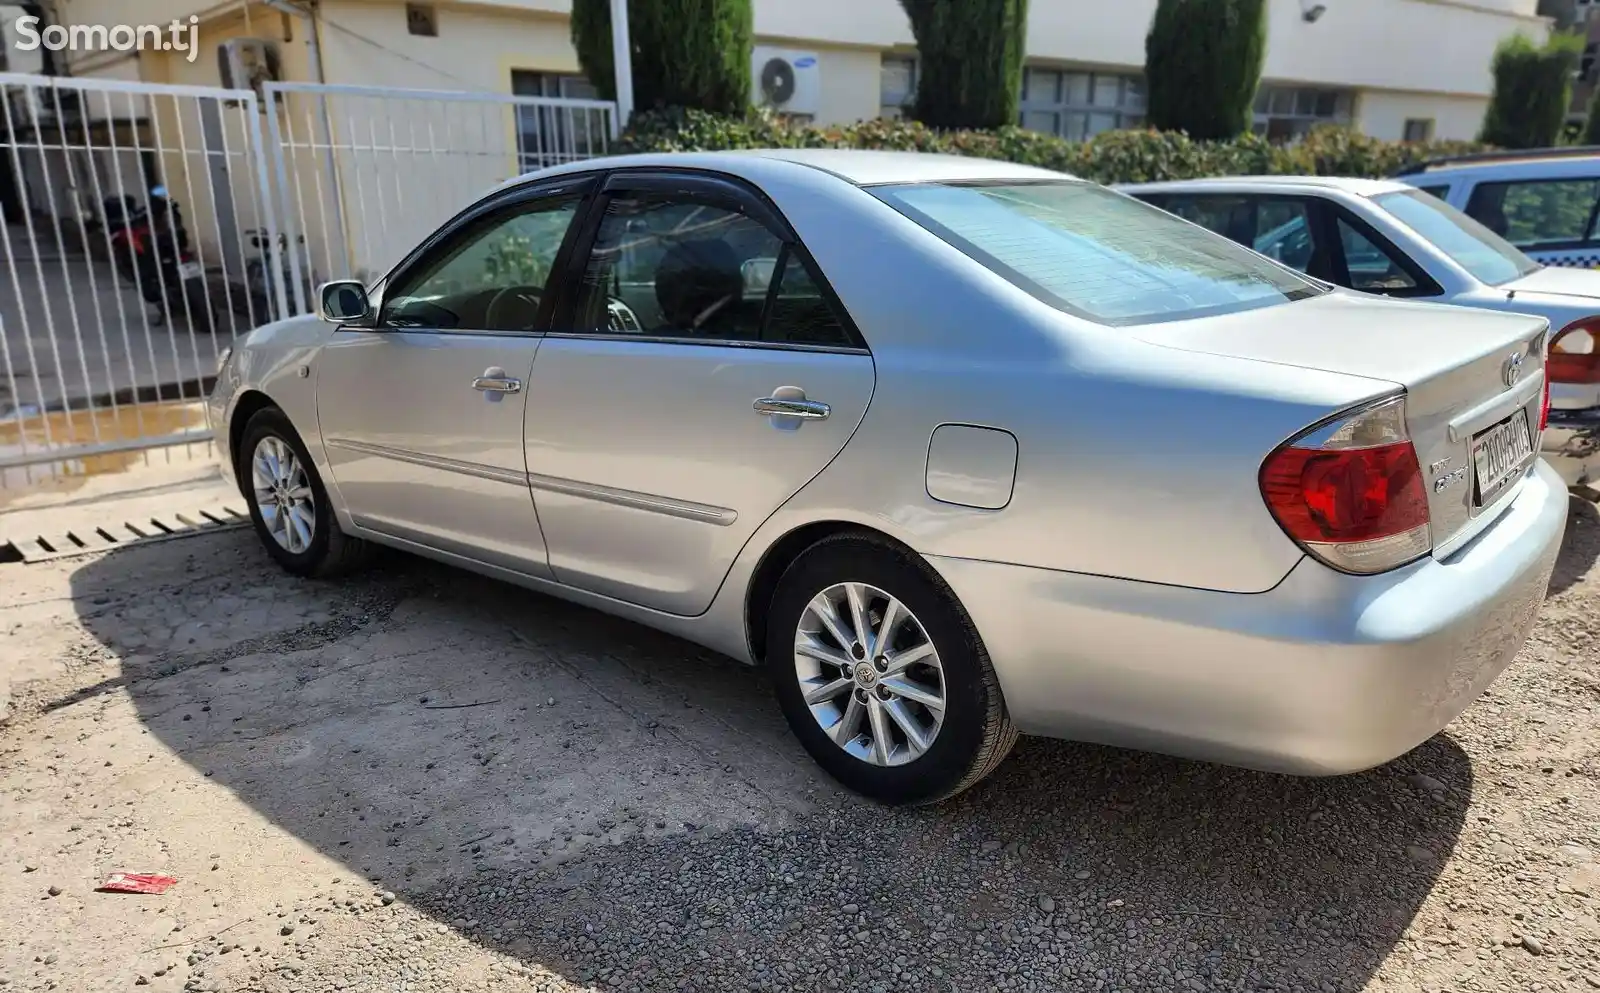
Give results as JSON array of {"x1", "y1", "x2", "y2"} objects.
[
  {"x1": 473, "y1": 376, "x2": 522, "y2": 394},
  {"x1": 754, "y1": 397, "x2": 830, "y2": 420}
]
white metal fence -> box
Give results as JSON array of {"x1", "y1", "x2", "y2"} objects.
[
  {"x1": 0, "y1": 71, "x2": 280, "y2": 487},
  {"x1": 263, "y1": 81, "x2": 618, "y2": 313},
  {"x1": 0, "y1": 73, "x2": 617, "y2": 488}
]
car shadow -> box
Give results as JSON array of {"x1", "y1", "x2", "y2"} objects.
[
  {"x1": 66, "y1": 532, "x2": 1473, "y2": 992},
  {"x1": 1550, "y1": 493, "x2": 1600, "y2": 597}
]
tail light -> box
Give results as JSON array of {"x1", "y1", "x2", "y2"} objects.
[
  {"x1": 1259, "y1": 395, "x2": 1431, "y2": 575},
  {"x1": 1539, "y1": 361, "x2": 1551, "y2": 432},
  {"x1": 1549, "y1": 319, "x2": 1600, "y2": 385}
]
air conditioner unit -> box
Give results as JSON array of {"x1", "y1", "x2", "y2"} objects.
[
  {"x1": 1, "y1": 5, "x2": 46, "y2": 75},
  {"x1": 752, "y1": 47, "x2": 821, "y2": 117},
  {"x1": 217, "y1": 38, "x2": 282, "y2": 99}
]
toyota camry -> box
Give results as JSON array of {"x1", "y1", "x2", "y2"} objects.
[{"x1": 210, "y1": 151, "x2": 1569, "y2": 805}]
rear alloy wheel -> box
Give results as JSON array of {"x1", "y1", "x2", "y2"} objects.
[
  {"x1": 238, "y1": 407, "x2": 371, "y2": 578},
  {"x1": 768, "y1": 534, "x2": 1017, "y2": 805},
  {"x1": 795, "y1": 581, "x2": 947, "y2": 767}
]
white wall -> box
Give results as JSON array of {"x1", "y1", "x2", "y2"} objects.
[
  {"x1": 1357, "y1": 90, "x2": 1489, "y2": 141},
  {"x1": 756, "y1": 0, "x2": 1545, "y2": 99},
  {"x1": 317, "y1": 0, "x2": 581, "y2": 91}
]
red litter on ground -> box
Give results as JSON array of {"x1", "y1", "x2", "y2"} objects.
[{"x1": 96, "y1": 873, "x2": 178, "y2": 895}]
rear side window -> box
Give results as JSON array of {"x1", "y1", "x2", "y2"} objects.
[
  {"x1": 1464, "y1": 179, "x2": 1600, "y2": 249},
  {"x1": 873, "y1": 181, "x2": 1323, "y2": 327}
]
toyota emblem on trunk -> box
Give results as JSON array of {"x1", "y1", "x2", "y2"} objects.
[{"x1": 1503, "y1": 351, "x2": 1524, "y2": 388}]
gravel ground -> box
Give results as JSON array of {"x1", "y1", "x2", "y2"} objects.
[{"x1": 0, "y1": 493, "x2": 1597, "y2": 993}]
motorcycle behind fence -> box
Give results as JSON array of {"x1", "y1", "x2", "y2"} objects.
[{"x1": 103, "y1": 187, "x2": 214, "y2": 336}]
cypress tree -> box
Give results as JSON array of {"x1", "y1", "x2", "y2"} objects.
[
  {"x1": 571, "y1": 0, "x2": 753, "y2": 118},
  {"x1": 1483, "y1": 32, "x2": 1584, "y2": 149},
  {"x1": 1144, "y1": 0, "x2": 1268, "y2": 141},
  {"x1": 899, "y1": 0, "x2": 1030, "y2": 130}
]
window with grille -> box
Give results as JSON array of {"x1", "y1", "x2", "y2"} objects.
[
  {"x1": 405, "y1": 3, "x2": 438, "y2": 37},
  {"x1": 1251, "y1": 85, "x2": 1353, "y2": 142},
  {"x1": 1017, "y1": 67, "x2": 1146, "y2": 140},
  {"x1": 1403, "y1": 118, "x2": 1435, "y2": 142},
  {"x1": 511, "y1": 70, "x2": 603, "y2": 172},
  {"x1": 880, "y1": 56, "x2": 917, "y2": 119}
]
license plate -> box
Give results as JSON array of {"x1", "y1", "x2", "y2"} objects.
[
  {"x1": 177, "y1": 261, "x2": 203, "y2": 280},
  {"x1": 1471, "y1": 409, "x2": 1533, "y2": 506}
]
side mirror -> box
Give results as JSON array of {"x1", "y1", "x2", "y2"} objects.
[{"x1": 318, "y1": 280, "x2": 371, "y2": 323}]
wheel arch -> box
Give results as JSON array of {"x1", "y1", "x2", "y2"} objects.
[
  {"x1": 228, "y1": 389, "x2": 281, "y2": 485},
  {"x1": 744, "y1": 520, "x2": 927, "y2": 665}
]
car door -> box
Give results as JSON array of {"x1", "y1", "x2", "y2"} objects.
[
  {"x1": 315, "y1": 176, "x2": 592, "y2": 578},
  {"x1": 523, "y1": 170, "x2": 875, "y2": 615}
]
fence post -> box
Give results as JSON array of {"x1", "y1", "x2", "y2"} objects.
[{"x1": 258, "y1": 87, "x2": 301, "y2": 317}]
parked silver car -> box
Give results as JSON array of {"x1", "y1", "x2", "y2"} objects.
[
  {"x1": 211, "y1": 151, "x2": 1568, "y2": 805},
  {"x1": 1120, "y1": 176, "x2": 1600, "y2": 488}
]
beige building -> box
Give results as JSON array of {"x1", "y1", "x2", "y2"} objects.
[{"x1": 45, "y1": 0, "x2": 1551, "y2": 143}]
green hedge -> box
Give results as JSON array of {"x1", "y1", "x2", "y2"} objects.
[{"x1": 616, "y1": 108, "x2": 1489, "y2": 184}]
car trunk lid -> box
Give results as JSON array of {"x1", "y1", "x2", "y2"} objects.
[
  {"x1": 1501, "y1": 265, "x2": 1600, "y2": 304},
  {"x1": 1134, "y1": 292, "x2": 1549, "y2": 557}
]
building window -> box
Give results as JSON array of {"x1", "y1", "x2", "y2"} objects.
[
  {"x1": 511, "y1": 70, "x2": 603, "y2": 171},
  {"x1": 881, "y1": 56, "x2": 917, "y2": 118},
  {"x1": 1018, "y1": 67, "x2": 1145, "y2": 140},
  {"x1": 405, "y1": 3, "x2": 438, "y2": 37},
  {"x1": 1402, "y1": 118, "x2": 1435, "y2": 142},
  {"x1": 1252, "y1": 85, "x2": 1353, "y2": 142}
]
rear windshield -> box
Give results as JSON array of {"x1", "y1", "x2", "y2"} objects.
[
  {"x1": 1374, "y1": 189, "x2": 1540, "y2": 287},
  {"x1": 870, "y1": 180, "x2": 1325, "y2": 326}
]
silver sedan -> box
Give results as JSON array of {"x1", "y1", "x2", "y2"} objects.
[{"x1": 210, "y1": 151, "x2": 1569, "y2": 805}]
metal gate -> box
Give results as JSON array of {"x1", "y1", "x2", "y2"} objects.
[
  {"x1": 261, "y1": 81, "x2": 618, "y2": 313},
  {"x1": 0, "y1": 71, "x2": 282, "y2": 487},
  {"x1": 0, "y1": 74, "x2": 617, "y2": 489}
]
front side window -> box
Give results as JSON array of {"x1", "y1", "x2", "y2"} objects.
[
  {"x1": 381, "y1": 196, "x2": 579, "y2": 331},
  {"x1": 874, "y1": 181, "x2": 1324, "y2": 326},
  {"x1": 1376, "y1": 189, "x2": 1540, "y2": 287},
  {"x1": 1463, "y1": 178, "x2": 1600, "y2": 249},
  {"x1": 570, "y1": 194, "x2": 856, "y2": 347}
]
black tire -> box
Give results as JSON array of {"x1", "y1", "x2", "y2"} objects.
[
  {"x1": 237, "y1": 406, "x2": 372, "y2": 578},
  {"x1": 767, "y1": 532, "x2": 1018, "y2": 805},
  {"x1": 177, "y1": 282, "x2": 214, "y2": 335}
]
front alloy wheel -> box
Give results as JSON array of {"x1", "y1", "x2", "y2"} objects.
[
  {"x1": 795, "y1": 582, "x2": 947, "y2": 767},
  {"x1": 251, "y1": 436, "x2": 316, "y2": 555},
  {"x1": 237, "y1": 406, "x2": 371, "y2": 578}
]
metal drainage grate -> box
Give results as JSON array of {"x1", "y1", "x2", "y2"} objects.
[{"x1": 0, "y1": 503, "x2": 251, "y2": 564}]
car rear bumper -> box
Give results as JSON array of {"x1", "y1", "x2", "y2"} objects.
[
  {"x1": 1543, "y1": 407, "x2": 1600, "y2": 486},
  {"x1": 929, "y1": 459, "x2": 1568, "y2": 776}
]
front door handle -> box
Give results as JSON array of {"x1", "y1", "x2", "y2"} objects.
[
  {"x1": 754, "y1": 396, "x2": 830, "y2": 420},
  {"x1": 472, "y1": 376, "x2": 522, "y2": 394}
]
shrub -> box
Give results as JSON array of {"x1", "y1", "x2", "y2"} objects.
[
  {"x1": 899, "y1": 0, "x2": 1030, "y2": 130},
  {"x1": 1144, "y1": 0, "x2": 1269, "y2": 141},
  {"x1": 616, "y1": 108, "x2": 1489, "y2": 184},
  {"x1": 1481, "y1": 32, "x2": 1584, "y2": 149},
  {"x1": 570, "y1": 0, "x2": 753, "y2": 117}
]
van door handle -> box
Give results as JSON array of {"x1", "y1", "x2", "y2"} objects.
[{"x1": 754, "y1": 397, "x2": 830, "y2": 420}]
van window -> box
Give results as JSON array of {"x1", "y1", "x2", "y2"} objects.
[{"x1": 1463, "y1": 179, "x2": 1600, "y2": 249}]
